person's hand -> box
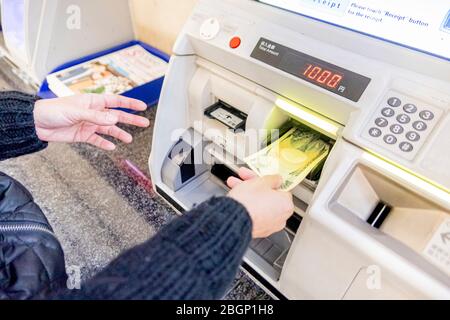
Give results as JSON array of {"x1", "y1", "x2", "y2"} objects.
[
  {"x1": 34, "y1": 94, "x2": 150, "y2": 150},
  {"x1": 227, "y1": 168, "x2": 294, "y2": 238}
]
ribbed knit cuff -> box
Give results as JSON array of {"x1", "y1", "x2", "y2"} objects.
[
  {"x1": 49, "y1": 196, "x2": 253, "y2": 300},
  {"x1": 0, "y1": 91, "x2": 48, "y2": 161},
  {"x1": 162, "y1": 196, "x2": 253, "y2": 271}
]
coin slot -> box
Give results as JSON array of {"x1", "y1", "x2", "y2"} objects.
[
  {"x1": 331, "y1": 164, "x2": 450, "y2": 276},
  {"x1": 367, "y1": 201, "x2": 392, "y2": 229}
]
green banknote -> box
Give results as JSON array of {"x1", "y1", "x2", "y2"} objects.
[{"x1": 245, "y1": 126, "x2": 330, "y2": 191}]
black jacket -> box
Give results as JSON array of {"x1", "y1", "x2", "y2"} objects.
[
  {"x1": 0, "y1": 173, "x2": 67, "y2": 299},
  {"x1": 0, "y1": 92, "x2": 66, "y2": 299}
]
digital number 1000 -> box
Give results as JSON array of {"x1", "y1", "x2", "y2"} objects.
[{"x1": 303, "y1": 64, "x2": 343, "y2": 89}]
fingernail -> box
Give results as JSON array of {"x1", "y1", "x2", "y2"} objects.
[{"x1": 142, "y1": 119, "x2": 150, "y2": 127}]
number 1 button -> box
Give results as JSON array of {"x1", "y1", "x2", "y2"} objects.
[{"x1": 388, "y1": 97, "x2": 402, "y2": 108}]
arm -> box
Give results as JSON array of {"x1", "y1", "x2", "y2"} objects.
[
  {"x1": 51, "y1": 169, "x2": 293, "y2": 300},
  {"x1": 0, "y1": 91, "x2": 47, "y2": 161},
  {"x1": 52, "y1": 197, "x2": 252, "y2": 300}
]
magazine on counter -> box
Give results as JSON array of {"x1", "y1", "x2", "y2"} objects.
[{"x1": 47, "y1": 44, "x2": 168, "y2": 97}]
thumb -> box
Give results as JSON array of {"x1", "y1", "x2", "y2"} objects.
[
  {"x1": 260, "y1": 175, "x2": 283, "y2": 189},
  {"x1": 227, "y1": 176, "x2": 243, "y2": 189},
  {"x1": 77, "y1": 109, "x2": 119, "y2": 126}
]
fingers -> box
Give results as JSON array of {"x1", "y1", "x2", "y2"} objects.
[
  {"x1": 227, "y1": 176, "x2": 242, "y2": 189},
  {"x1": 281, "y1": 192, "x2": 295, "y2": 216},
  {"x1": 74, "y1": 94, "x2": 150, "y2": 127},
  {"x1": 97, "y1": 126, "x2": 133, "y2": 144},
  {"x1": 260, "y1": 175, "x2": 283, "y2": 189},
  {"x1": 228, "y1": 169, "x2": 280, "y2": 189},
  {"x1": 89, "y1": 94, "x2": 148, "y2": 112},
  {"x1": 86, "y1": 134, "x2": 116, "y2": 151},
  {"x1": 77, "y1": 109, "x2": 120, "y2": 126},
  {"x1": 76, "y1": 108, "x2": 149, "y2": 128},
  {"x1": 238, "y1": 167, "x2": 258, "y2": 180},
  {"x1": 227, "y1": 167, "x2": 258, "y2": 188},
  {"x1": 110, "y1": 110, "x2": 150, "y2": 127}
]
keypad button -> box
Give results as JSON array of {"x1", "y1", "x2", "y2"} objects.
[
  {"x1": 396, "y1": 114, "x2": 411, "y2": 124},
  {"x1": 419, "y1": 110, "x2": 434, "y2": 121},
  {"x1": 384, "y1": 134, "x2": 397, "y2": 145},
  {"x1": 375, "y1": 117, "x2": 388, "y2": 127},
  {"x1": 406, "y1": 131, "x2": 420, "y2": 142},
  {"x1": 413, "y1": 121, "x2": 427, "y2": 131},
  {"x1": 387, "y1": 97, "x2": 402, "y2": 108},
  {"x1": 390, "y1": 124, "x2": 404, "y2": 135},
  {"x1": 369, "y1": 127, "x2": 382, "y2": 137},
  {"x1": 399, "y1": 142, "x2": 414, "y2": 153},
  {"x1": 403, "y1": 104, "x2": 417, "y2": 114},
  {"x1": 381, "y1": 107, "x2": 395, "y2": 117}
]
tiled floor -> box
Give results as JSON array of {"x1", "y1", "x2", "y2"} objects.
[{"x1": 0, "y1": 52, "x2": 270, "y2": 300}]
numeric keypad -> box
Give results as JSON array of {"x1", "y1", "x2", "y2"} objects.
[{"x1": 362, "y1": 91, "x2": 442, "y2": 161}]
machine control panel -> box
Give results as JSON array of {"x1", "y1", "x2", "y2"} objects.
[
  {"x1": 250, "y1": 38, "x2": 371, "y2": 102},
  {"x1": 362, "y1": 91, "x2": 444, "y2": 161}
]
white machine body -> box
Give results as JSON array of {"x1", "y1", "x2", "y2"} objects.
[{"x1": 150, "y1": 0, "x2": 450, "y2": 299}]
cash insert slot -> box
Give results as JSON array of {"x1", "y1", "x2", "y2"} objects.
[{"x1": 262, "y1": 120, "x2": 335, "y2": 186}]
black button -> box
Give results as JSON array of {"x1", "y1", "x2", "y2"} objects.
[
  {"x1": 413, "y1": 121, "x2": 427, "y2": 131},
  {"x1": 396, "y1": 114, "x2": 410, "y2": 124},
  {"x1": 381, "y1": 107, "x2": 395, "y2": 117},
  {"x1": 390, "y1": 124, "x2": 404, "y2": 135},
  {"x1": 375, "y1": 117, "x2": 388, "y2": 127},
  {"x1": 399, "y1": 142, "x2": 414, "y2": 153},
  {"x1": 419, "y1": 110, "x2": 434, "y2": 121},
  {"x1": 369, "y1": 127, "x2": 382, "y2": 137},
  {"x1": 406, "y1": 131, "x2": 420, "y2": 142},
  {"x1": 387, "y1": 97, "x2": 402, "y2": 108},
  {"x1": 384, "y1": 134, "x2": 397, "y2": 145},
  {"x1": 403, "y1": 104, "x2": 417, "y2": 114}
]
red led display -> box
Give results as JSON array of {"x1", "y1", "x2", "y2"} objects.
[{"x1": 303, "y1": 64, "x2": 343, "y2": 89}]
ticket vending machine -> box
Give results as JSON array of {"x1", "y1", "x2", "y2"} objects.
[{"x1": 150, "y1": 0, "x2": 450, "y2": 299}]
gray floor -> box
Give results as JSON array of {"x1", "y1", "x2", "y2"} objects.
[{"x1": 0, "y1": 52, "x2": 270, "y2": 300}]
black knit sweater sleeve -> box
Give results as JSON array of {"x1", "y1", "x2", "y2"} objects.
[
  {"x1": 0, "y1": 91, "x2": 47, "y2": 161},
  {"x1": 52, "y1": 197, "x2": 252, "y2": 300}
]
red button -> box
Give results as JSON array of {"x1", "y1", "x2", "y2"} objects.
[{"x1": 229, "y1": 36, "x2": 241, "y2": 49}]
